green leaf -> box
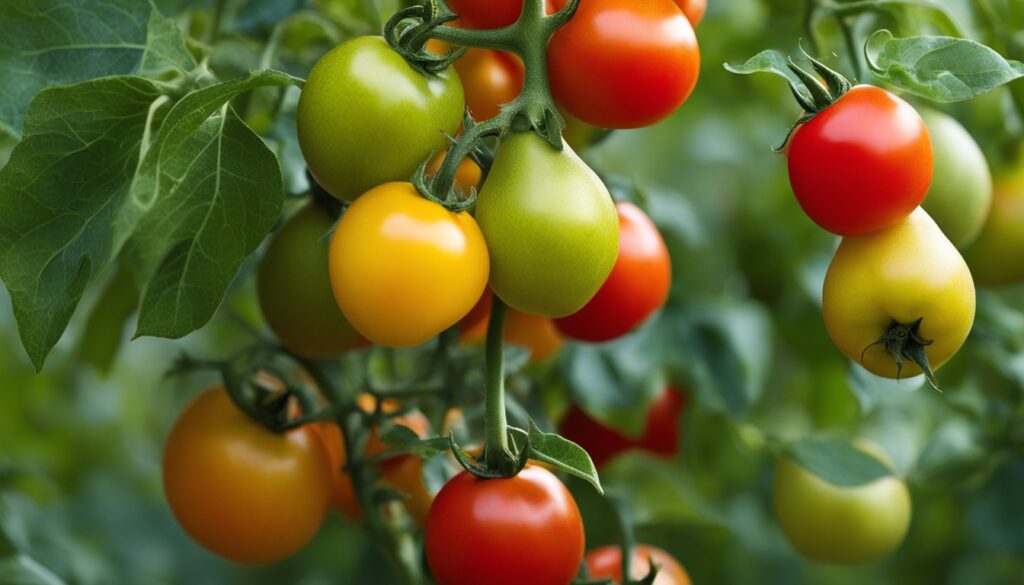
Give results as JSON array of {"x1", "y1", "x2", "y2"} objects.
[
  {"x1": 513, "y1": 422, "x2": 603, "y2": 494},
  {"x1": 0, "y1": 555, "x2": 65, "y2": 585},
  {"x1": 0, "y1": 77, "x2": 163, "y2": 370},
  {"x1": 724, "y1": 49, "x2": 814, "y2": 104},
  {"x1": 0, "y1": 0, "x2": 194, "y2": 136},
  {"x1": 75, "y1": 265, "x2": 140, "y2": 376},
  {"x1": 784, "y1": 437, "x2": 894, "y2": 488},
  {"x1": 866, "y1": 31, "x2": 1024, "y2": 102}
]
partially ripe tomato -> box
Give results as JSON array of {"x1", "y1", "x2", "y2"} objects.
[
  {"x1": 329, "y1": 182, "x2": 489, "y2": 347},
  {"x1": 163, "y1": 388, "x2": 332, "y2": 564},
  {"x1": 257, "y1": 204, "x2": 365, "y2": 358},
  {"x1": 548, "y1": 0, "x2": 700, "y2": 129},
  {"x1": 426, "y1": 466, "x2": 585, "y2": 585},
  {"x1": 559, "y1": 386, "x2": 686, "y2": 468},
  {"x1": 454, "y1": 49, "x2": 524, "y2": 121},
  {"x1": 297, "y1": 37, "x2": 464, "y2": 200},
  {"x1": 585, "y1": 544, "x2": 692, "y2": 585},
  {"x1": 555, "y1": 202, "x2": 671, "y2": 342},
  {"x1": 788, "y1": 85, "x2": 933, "y2": 235},
  {"x1": 675, "y1": 0, "x2": 706, "y2": 26},
  {"x1": 964, "y1": 161, "x2": 1024, "y2": 286},
  {"x1": 475, "y1": 132, "x2": 618, "y2": 317}
]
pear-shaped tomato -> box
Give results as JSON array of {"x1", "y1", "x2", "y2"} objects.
[{"x1": 475, "y1": 132, "x2": 618, "y2": 317}]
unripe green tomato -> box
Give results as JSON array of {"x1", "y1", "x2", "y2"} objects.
[
  {"x1": 964, "y1": 161, "x2": 1024, "y2": 286},
  {"x1": 920, "y1": 109, "x2": 993, "y2": 249},
  {"x1": 773, "y1": 450, "x2": 912, "y2": 565},
  {"x1": 297, "y1": 36, "x2": 465, "y2": 200},
  {"x1": 257, "y1": 203, "x2": 364, "y2": 358},
  {"x1": 475, "y1": 132, "x2": 618, "y2": 317}
]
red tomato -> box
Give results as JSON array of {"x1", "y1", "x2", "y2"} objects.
[
  {"x1": 586, "y1": 544, "x2": 692, "y2": 585},
  {"x1": 447, "y1": 0, "x2": 556, "y2": 29},
  {"x1": 555, "y1": 202, "x2": 671, "y2": 342},
  {"x1": 559, "y1": 387, "x2": 686, "y2": 468},
  {"x1": 454, "y1": 49, "x2": 524, "y2": 121},
  {"x1": 548, "y1": 0, "x2": 700, "y2": 129},
  {"x1": 426, "y1": 466, "x2": 585, "y2": 585},
  {"x1": 787, "y1": 85, "x2": 933, "y2": 236},
  {"x1": 675, "y1": 0, "x2": 706, "y2": 26}
]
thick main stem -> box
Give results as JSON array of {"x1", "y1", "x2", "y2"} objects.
[{"x1": 483, "y1": 297, "x2": 510, "y2": 470}]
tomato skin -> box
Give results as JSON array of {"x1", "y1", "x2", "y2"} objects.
[
  {"x1": 559, "y1": 387, "x2": 685, "y2": 468},
  {"x1": 773, "y1": 450, "x2": 912, "y2": 565},
  {"x1": 548, "y1": 0, "x2": 700, "y2": 129},
  {"x1": 447, "y1": 0, "x2": 555, "y2": 29},
  {"x1": 675, "y1": 0, "x2": 706, "y2": 26},
  {"x1": 585, "y1": 544, "x2": 692, "y2": 585},
  {"x1": 964, "y1": 163, "x2": 1024, "y2": 286},
  {"x1": 454, "y1": 49, "x2": 524, "y2": 121},
  {"x1": 297, "y1": 37, "x2": 464, "y2": 200},
  {"x1": 555, "y1": 202, "x2": 671, "y2": 342},
  {"x1": 257, "y1": 204, "x2": 365, "y2": 358},
  {"x1": 788, "y1": 85, "x2": 933, "y2": 236},
  {"x1": 426, "y1": 466, "x2": 585, "y2": 585},
  {"x1": 919, "y1": 109, "x2": 992, "y2": 249},
  {"x1": 822, "y1": 208, "x2": 975, "y2": 379},
  {"x1": 475, "y1": 132, "x2": 618, "y2": 317},
  {"x1": 162, "y1": 388, "x2": 332, "y2": 564},
  {"x1": 329, "y1": 182, "x2": 489, "y2": 347}
]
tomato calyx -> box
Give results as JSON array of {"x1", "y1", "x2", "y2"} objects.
[
  {"x1": 862, "y1": 318, "x2": 941, "y2": 390},
  {"x1": 449, "y1": 432, "x2": 531, "y2": 479}
]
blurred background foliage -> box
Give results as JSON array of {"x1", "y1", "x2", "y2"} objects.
[{"x1": 1, "y1": 0, "x2": 1024, "y2": 583}]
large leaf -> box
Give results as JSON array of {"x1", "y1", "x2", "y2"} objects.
[
  {"x1": 784, "y1": 436, "x2": 894, "y2": 488},
  {"x1": 0, "y1": 0, "x2": 193, "y2": 136}
]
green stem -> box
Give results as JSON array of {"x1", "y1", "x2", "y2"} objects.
[
  {"x1": 802, "y1": 0, "x2": 821, "y2": 57},
  {"x1": 208, "y1": 0, "x2": 226, "y2": 45},
  {"x1": 817, "y1": 0, "x2": 965, "y2": 37},
  {"x1": 483, "y1": 297, "x2": 510, "y2": 470},
  {"x1": 836, "y1": 15, "x2": 862, "y2": 79}
]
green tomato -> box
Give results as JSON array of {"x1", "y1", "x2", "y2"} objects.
[
  {"x1": 297, "y1": 36, "x2": 464, "y2": 200},
  {"x1": 773, "y1": 449, "x2": 912, "y2": 565},
  {"x1": 257, "y1": 203, "x2": 364, "y2": 357},
  {"x1": 920, "y1": 109, "x2": 993, "y2": 249},
  {"x1": 475, "y1": 132, "x2": 618, "y2": 317},
  {"x1": 964, "y1": 161, "x2": 1024, "y2": 286}
]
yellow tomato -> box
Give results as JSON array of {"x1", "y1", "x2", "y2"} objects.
[
  {"x1": 964, "y1": 163, "x2": 1024, "y2": 286},
  {"x1": 822, "y1": 208, "x2": 975, "y2": 379},
  {"x1": 328, "y1": 183, "x2": 490, "y2": 347}
]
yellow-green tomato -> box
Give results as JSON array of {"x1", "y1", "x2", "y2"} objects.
[
  {"x1": 328, "y1": 182, "x2": 489, "y2": 347},
  {"x1": 823, "y1": 208, "x2": 975, "y2": 379},
  {"x1": 475, "y1": 132, "x2": 618, "y2": 317},
  {"x1": 964, "y1": 162, "x2": 1024, "y2": 286},
  {"x1": 773, "y1": 452, "x2": 911, "y2": 565},
  {"x1": 920, "y1": 109, "x2": 993, "y2": 249},
  {"x1": 257, "y1": 204, "x2": 364, "y2": 358},
  {"x1": 297, "y1": 37, "x2": 464, "y2": 200}
]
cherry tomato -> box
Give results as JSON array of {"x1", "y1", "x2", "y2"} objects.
[
  {"x1": 822, "y1": 208, "x2": 975, "y2": 380},
  {"x1": 585, "y1": 544, "x2": 692, "y2": 585},
  {"x1": 329, "y1": 182, "x2": 489, "y2": 347},
  {"x1": 257, "y1": 203, "x2": 365, "y2": 358},
  {"x1": 475, "y1": 132, "x2": 618, "y2": 317},
  {"x1": 773, "y1": 445, "x2": 912, "y2": 564},
  {"x1": 559, "y1": 386, "x2": 685, "y2": 468},
  {"x1": 919, "y1": 109, "x2": 992, "y2": 249},
  {"x1": 426, "y1": 466, "x2": 585, "y2": 585},
  {"x1": 788, "y1": 85, "x2": 933, "y2": 236},
  {"x1": 964, "y1": 161, "x2": 1024, "y2": 286},
  {"x1": 548, "y1": 0, "x2": 700, "y2": 129},
  {"x1": 162, "y1": 388, "x2": 332, "y2": 564},
  {"x1": 454, "y1": 49, "x2": 524, "y2": 121},
  {"x1": 555, "y1": 202, "x2": 671, "y2": 342},
  {"x1": 297, "y1": 37, "x2": 464, "y2": 200},
  {"x1": 675, "y1": 0, "x2": 706, "y2": 26},
  {"x1": 446, "y1": 0, "x2": 556, "y2": 29}
]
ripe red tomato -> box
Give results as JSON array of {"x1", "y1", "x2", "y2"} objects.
[
  {"x1": 426, "y1": 466, "x2": 585, "y2": 585},
  {"x1": 555, "y1": 202, "x2": 671, "y2": 342},
  {"x1": 787, "y1": 85, "x2": 933, "y2": 236},
  {"x1": 548, "y1": 0, "x2": 700, "y2": 129},
  {"x1": 454, "y1": 49, "x2": 524, "y2": 121},
  {"x1": 675, "y1": 0, "x2": 706, "y2": 26},
  {"x1": 446, "y1": 0, "x2": 556, "y2": 29},
  {"x1": 559, "y1": 387, "x2": 686, "y2": 468},
  {"x1": 586, "y1": 544, "x2": 692, "y2": 585}
]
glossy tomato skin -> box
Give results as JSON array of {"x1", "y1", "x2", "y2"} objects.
[
  {"x1": 297, "y1": 37, "x2": 464, "y2": 200},
  {"x1": 329, "y1": 182, "x2": 489, "y2": 347},
  {"x1": 257, "y1": 204, "x2": 365, "y2": 358},
  {"x1": 454, "y1": 49, "x2": 524, "y2": 121},
  {"x1": 964, "y1": 163, "x2": 1024, "y2": 286},
  {"x1": 555, "y1": 202, "x2": 671, "y2": 342},
  {"x1": 447, "y1": 0, "x2": 555, "y2": 29},
  {"x1": 675, "y1": 0, "x2": 706, "y2": 26},
  {"x1": 548, "y1": 0, "x2": 700, "y2": 129},
  {"x1": 475, "y1": 132, "x2": 618, "y2": 317},
  {"x1": 559, "y1": 387, "x2": 685, "y2": 468},
  {"x1": 426, "y1": 466, "x2": 585, "y2": 585},
  {"x1": 823, "y1": 208, "x2": 975, "y2": 379},
  {"x1": 773, "y1": 449, "x2": 912, "y2": 565},
  {"x1": 919, "y1": 109, "x2": 992, "y2": 249},
  {"x1": 162, "y1": 388, "x2": 332, "y2": 564},
  {"x1": 788, "y1": 85, "x2": 933, "y2": 236},
  {"x1": 585, "y1": 544, "x2": 692, "y2": 585}
]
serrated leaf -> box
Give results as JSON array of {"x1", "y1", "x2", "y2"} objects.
[
  {"x1": 0, "y1": 77, "x2": 162, "y2": 370},
  {"x1": 866, "y1": 31, "x2": 1024, "y2": 102},
  {"x1": 0, "y1": 0, "x2": 194, "y2": 136},
  {"x1": 512, "y1": 422, "x2": 603, "y2": 494},
  {"x1": 784, "y1": 436, "x2": 893, "y2": 488}
]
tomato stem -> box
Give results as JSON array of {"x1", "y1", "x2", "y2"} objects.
[{"x1": 483, "y1": 297, "x2": 512, "y2": 471}]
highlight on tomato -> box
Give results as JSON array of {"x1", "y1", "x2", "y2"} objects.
[{"x1": 585, "y1": 544, "x2": 692, "y2": 585}]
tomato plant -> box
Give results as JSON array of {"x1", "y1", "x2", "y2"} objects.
[{"x1": 585, "y1": 544, "x2": 692, "y2": 585}]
